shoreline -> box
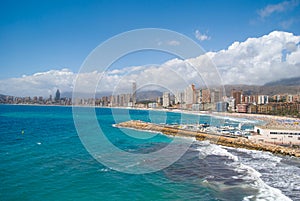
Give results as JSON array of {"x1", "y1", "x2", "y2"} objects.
[
  {"x1": 2, "y1": 103, "x2": 299, "y2": 129},
  {"x1": 115, "y1": 120, "x2": 300, "y2": 157},
  {"x1": 2, "y1": 104, "x2": 300, "y2": 156}
]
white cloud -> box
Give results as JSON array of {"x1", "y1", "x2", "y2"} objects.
[
  {"x1": 194, "y1": 30, "x2": 211, "y2": 41},
  {"x1": 258, "y1": 0, "x2": 299, "y2": 18},
  {"x1": 1, "y1": 31, "x2": 300, "y2": 97},
  {"x1": 286, "y1": 48, "x2": 300, "y2": 64},
  {"x1": 0, "y1": 69, "x2": 76, "y2": 97},
  {"x1": 211, "y1": 31, "x2": 300, "y2": 85}
]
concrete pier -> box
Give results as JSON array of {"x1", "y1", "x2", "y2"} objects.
[{"x1": 115, "y1": 120, "x2": 300, "y2": 157}]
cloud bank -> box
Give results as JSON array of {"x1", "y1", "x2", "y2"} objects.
[{"x1": 1, "y1": 31, "x2": 300, "y2": 97}]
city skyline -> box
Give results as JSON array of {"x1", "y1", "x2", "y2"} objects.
[{"x1": 2, "y1": 83, "x2": 299, "y2": 118}]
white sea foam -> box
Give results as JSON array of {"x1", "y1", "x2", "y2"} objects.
[
  {"x1": 195, "y1": 142, "x2": 292, "y2": 201},
  {"x1": 233, "y1": 147, "x2": 282, "y2": 163},
  {"x1": 171, "y1": 135, "x2": 196, "y2": 142},
  {"x1": 237, "y1": 163, "x2": 292, "y2": 201},
  {"x1": 196, "y1": 141, "x2": 239, "y2": 162},
  {"x1": 232, "y1": 147, "x2": 300, "y2": 200},
  {"x1": 226, "y1": 147, "x2": 282, "y2": 166}
]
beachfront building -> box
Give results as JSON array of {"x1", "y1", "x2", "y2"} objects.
[
  {"x1": 252, "y1": 126, "x2": 300, "y2": 145},
  {"x1": 55, "y1": 89, "x2": 60, "y2": 102},
  {"x1": 148, "y1": 102, "x2": 158, "y2": 108},
  {"x1": 184, "y1": 84, "x2": 196, "y2": 105},
  {"x1": 132, "y1": 82, "x2": 137, "y2": 106},
  {"x1": 216, "y1": 102, "x2": 228, "y2": 112},
  {"x1": 210, "y1": 89, "x2": 221, "y2": 103},
  {"x1": 162, "y1": 92, "x2": 170, "y2": 107},
  {"x1": 224, "y1": 96, "x2": 235, "y2": 112},
  {"x1": 175, "y1": 91, "x2": 184, "y2": 104},
  {"x1": 200, "y1": 88, "x2": 211, "y2": 103},
  {"x1": 231, "y1": 89, "x2": 242, "y2": 109},
  {"x1": 257, "y1": 95, "x2": 269, "y2": 105},
  {"x1": 237, "y1": 103, "x2": 248, "y2": 113}
]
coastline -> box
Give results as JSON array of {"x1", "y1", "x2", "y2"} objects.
[
  {"x1": 211, "y1": 111, "x2": 300, "y2": 130},
  {"x1": 115, "y1": 120, "x2": 300, "y2": 157},
  {"x1": 2, "y1": 103, "x2": 299, "y2": 129},
  {"x1": 107, "y1": 106, "x2": 300, "y2": 130},
  {"x1": 3, "y1": 103, "x2": 299, "y2": 156}
]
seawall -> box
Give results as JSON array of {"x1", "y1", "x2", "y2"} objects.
[{"x1": 115, "y1": 120, "x2": 300, "y2": 157}]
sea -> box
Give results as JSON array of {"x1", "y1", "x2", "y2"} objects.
[{"x1": 1, "y1": 104, "x2": 300, "y2": 201}]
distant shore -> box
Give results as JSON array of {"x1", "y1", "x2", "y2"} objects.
[
  {"x1": 2, "y1": 103, "x2": 299, "y2": 129},
  {"x1": 211, "y1": 111, "x2": 300, "y2": 130}
]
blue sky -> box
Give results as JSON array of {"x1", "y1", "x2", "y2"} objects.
[
  {"x1": 1, "y1": 0, "x2": 299, "y2": 79},
  {"x1": 0, "y1": 0, "x2": 300, "y2": 97}
]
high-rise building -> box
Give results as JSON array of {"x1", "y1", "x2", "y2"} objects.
[
  {"x1": 132, "y1": 82, "x2": 137, "y2": 106},
  {"x1": 175, "y1": 91, "x2": 184, "y2": 104},
  {"x1": 55, "y1": 89, "x2": 60, "y2": 102},
  {"x1": 201, "y1": 89, "x2": 211, "y2": 103},
  {"x1": 211, "y1": 89, "x2": 221, "y2": 103},
  {"x1": 184, "y1": 84, "x2": 195, "y2": 105},
  {"x1": 231, "y1": 89, "x2": 242, "y2": 108},
  {"x1": 162, "y1": 92, "x2": 170, "y2": 107},
  {"x1": 257, "y1": 95, "x2": 269, "y2": 105}
]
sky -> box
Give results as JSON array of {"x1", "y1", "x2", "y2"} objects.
[{"x1": 0, "y1": 0, "x2": 300, "y2": 96}]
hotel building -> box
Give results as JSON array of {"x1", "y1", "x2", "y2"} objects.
[{"x1": 252, "y1": 126, "x2": 300, "y2": 145}]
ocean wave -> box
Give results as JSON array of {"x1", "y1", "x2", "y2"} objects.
[
  {"x1": 231, "y1": 148, "x2": 300, "y2": 200},
  {"x1": 237, "y1": 163, "x2": 292, "y2": 201},
  {"x1": 226, "y1": 146, "x2": 282, "y2": 164},
  {"x1": 194, "y1": 142, "x2": 292, "y2": 201},
  {"x1": 195, "y1": 141, "x2": 239, "y2": 162},
  {"x1": 170, "y1": 135, "x2": 196, "y2": 142}
]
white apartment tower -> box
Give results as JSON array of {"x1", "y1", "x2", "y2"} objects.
[
  {"x1": 162, "y1": 92, "x2": 170, "y2": 107},
  {"x1": 184, "y1": 84, "x2": 196, "y2": 105},
  {"x1": 132, "y1": 82, "x2": 137, "y2": 106}
]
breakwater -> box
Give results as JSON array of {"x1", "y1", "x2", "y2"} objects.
[{"x1": 115, "y1": 120, "x2": 300, "y2": 157}]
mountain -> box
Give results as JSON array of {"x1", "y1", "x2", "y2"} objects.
[
  {"x1": 224, "y1": 85, "x2": 300, "y2": 96},
  {"x1": 136, "y1": 90, "x2": 162, "y2": 101},
  {"x1": 61, "y1": 90, "x2": 163, "y2": 101},
  {"x1": 0, "y1": 94, "x2": 7, "y2": 102},
  {"x1": 264, "y1": 77, "x2": 300, "y2": 87},
  {"x1": 61, "y1": 91, "x2": 113, "y2": 99}
]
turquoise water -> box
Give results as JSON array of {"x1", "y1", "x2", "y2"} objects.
[{"x1": 1, "y1": 105, "x2": 299, "y2": 201}]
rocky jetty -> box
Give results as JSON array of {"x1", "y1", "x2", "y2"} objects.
[{"x1": 115, "y1": 120, "x2": 300, "y2": 157}]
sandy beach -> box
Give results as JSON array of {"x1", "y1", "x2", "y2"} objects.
[{"x1": 211, "y1": 112, "x2": 300, "y2": 130}]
